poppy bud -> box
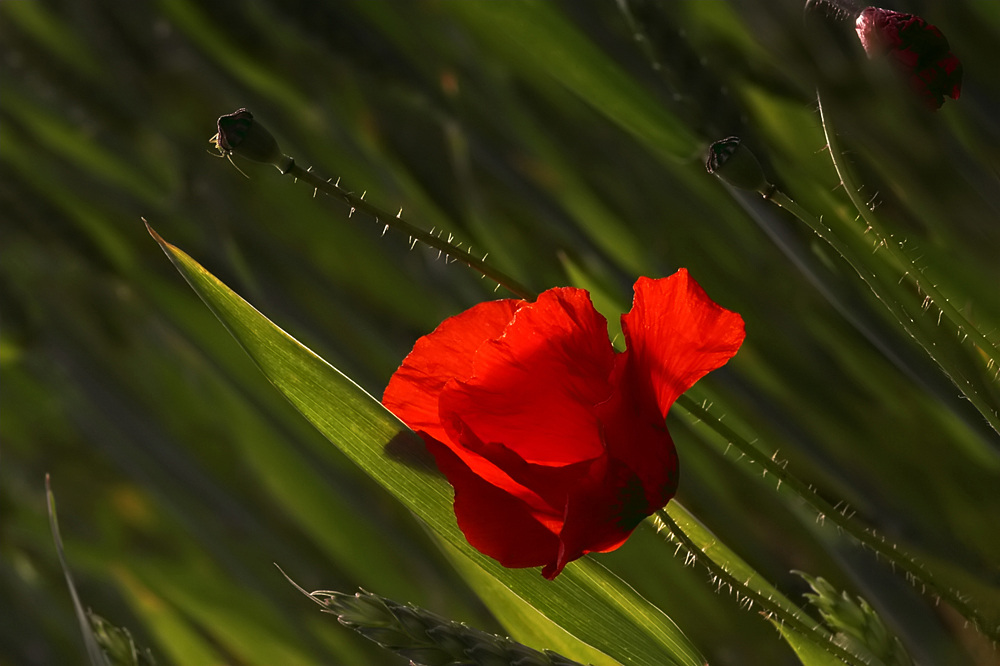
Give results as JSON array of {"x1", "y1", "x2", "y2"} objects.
[
  {"x1": 705, "y1": 136, "x2": 774, "y2": 197},
  {"x1": 855, "y1": 7, "x2": 962, "y2": 110},
  {"x1": 210, "y1": 108, "x2": 294, "y2": 173}
]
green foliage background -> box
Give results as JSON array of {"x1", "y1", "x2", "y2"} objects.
[{"x1": 2, "y1": 1, "x2": 999, "y2": 664}]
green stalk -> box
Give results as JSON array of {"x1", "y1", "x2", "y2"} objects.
[
  {"x1": 700, "y1": 99, "x2": 1000, "y2": 643},
  {"x1": 794, "y1": 92, "x2": 1000, "y2": 435},
  {"x1": 674, "y1": 393, "x2": 1000, "y2": 643},
  {"x1": 210, "y1": 108, "x2": 537, "y2": 301},
  {"x1": 653, "y1": 507, "x2": 868, "y2": 666},
  {"x1": 285, "y1": 163, "x2": 537, "y2": 301}
]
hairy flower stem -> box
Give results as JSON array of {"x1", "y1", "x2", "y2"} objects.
[
  {"x1": 674, "y1": 392, "x2": 1000, "y2": 643},
  {"x1": 653, "y1": 508, "x2": 867, "y2": 666},
  {"x1": 284, "y1": 163, "x2": 537, "y2": 301},
  {"x1": 211, "y1": 109, "x2": 535, "y2": 300},
  {"x1": 815, "y1": 92, "x2": 1000, "y2": 423},
  {"x1": 749, "y1": 94, "x2": 1000, "y2": 439}
]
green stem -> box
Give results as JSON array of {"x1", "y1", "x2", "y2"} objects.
[
  {"x1": 285, "y1": 162, "x2": 537, "y2": 301},
  {"x1": 653, "y1": 508, "x2": 867, "y2": 666},
  {"x1": 675, "y1": 393, "x2": 1000, "y2": 643},
  {"x1": 808, "y1": 91, "x2": 1000, "y2": 434}
]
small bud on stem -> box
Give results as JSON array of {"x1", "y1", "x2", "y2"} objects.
[
  {"x1": 705, "y1": 137, "x2": 775, "y2": 198},
  {"x1": 210, "y1": 108, "x2": 295, "y2": 173},
  {"x1": 208, "y1": 109, "x2": 535, "y2": 300}
]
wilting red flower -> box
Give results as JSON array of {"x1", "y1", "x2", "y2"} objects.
[
  {"x1": 855, "y1": 7, "x2": 962, "y2": 110},
  {"x1": 383, "y1": 270, "x2": 745, "y2": 579}
]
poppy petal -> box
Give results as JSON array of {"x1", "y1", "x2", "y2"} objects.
[
  {"x1": 439, "y1": 287, "x2": 616, "y2": 466},
  {"x1": 382, "y1": 271, "x2": 745, "y2": 579},
  {"x1": 433, "y1": 413, "x2": 566, "y2": 521},
  {"x1": 383, "y1": 299, "x2": 521, "y2": 444},
  {"x1": 560, "y1": 456, "x2": 645, "y2": 543},
  {"x1": 425, "y1": 438, "x2": 561, "y2": 570},
  {"x1": 594, "y1": 385, "x2": 679, "y2": 516},
  {"x1": 437, "y1": 417, "x2": 596, "y2": 508},
  {"x1": 620, "y1": 270, "x2": 745, "y2": 415}
]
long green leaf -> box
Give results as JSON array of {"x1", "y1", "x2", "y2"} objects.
[
  {"x1": 114, "y1": 571, "x2": 245, "y2": 666},
  {"x1": 147, "y1": 222, "x2": 706, "y2": 666},
  {"x1": 445, "y1": 1, "x2": 700, "y2": 163},
  {"x1": 774, "y1": 624, "x2": 850, "y2": 666},
  {"x1": 659, "y1": 503, "x2": 867, "y2": 666},
  {"x1": 46, "y1": 477, "x2": 111, "y2": 666},
  {"x1": 438, "y1": 537, "x2": 620, "y2": 666}
]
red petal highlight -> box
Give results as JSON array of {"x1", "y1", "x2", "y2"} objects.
[
  {"x1": 439, "y1": 288, "x2": 615, "y2": 465},
  {"x1": 426, "y1": 438, "x2": 561, "y2": 570},
  {"x1": 383, "y1": 299, "x2": 520, "y2": 444},
  {"x1": 382, "y1": 270, "x2": 745, "y2": 579},
  {"x1": 620, "y1": 270, "x2": 745, "y2": 415}
]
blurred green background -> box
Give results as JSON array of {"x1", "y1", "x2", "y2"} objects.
[{"x1": 3, "y1": 0, "x2": 1000, "y2": 664}]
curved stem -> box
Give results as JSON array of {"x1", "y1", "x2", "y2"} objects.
[
  {"x1": 653, "y1": 508, "x2": 867, "y2": 666},
  {"x1": 815, "y1": 91, "x2": 1000, "y2": 427},
  {"x1": 675, "y1": 393, "x2": 1000, "y2": 643},
  {"x1": 285, "y1": 162, "x2": 537, "y2": 301}
]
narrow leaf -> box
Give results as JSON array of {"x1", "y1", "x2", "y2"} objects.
[
  {"x1": 46, "y1": 475, "x2": 111, "y2": 666},
  {"x1": 660, "y1": 503, "x2": 869, "y2": 666},
  {"x1": 147, "y1": 223, "x2": 706, "y2": 666},
  {"x1": 774, "y1": 624, "x2": 852, "y2": 666}
]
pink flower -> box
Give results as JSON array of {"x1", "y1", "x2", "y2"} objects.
[{"x1": 855, "y1": 7, "x2": 962, "y2": 110}]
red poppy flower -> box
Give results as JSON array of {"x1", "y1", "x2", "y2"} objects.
[
  {"x1": 383, "y1": 270, "x2": 745, "y2": 579},
  {"x1": 855, "y1": 7, "x2": 962, "y2": 110}
]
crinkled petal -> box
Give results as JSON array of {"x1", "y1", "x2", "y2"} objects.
[
  {"x1": 434, "y1": 414, "x2": 574, "y2": 522},
  {"x1": 384, "y1": 271, "x2": 745, "y2": 580},
  {"x1": 594, "y1": 385, "x2": 679, "y2": 518},
  {"x1": 383, "y1": 299, "x2": 521, "y2": 444},
  {"x1": 620, "y1": 270, "x2": 745, "y2": 416},
  {"x1": 545, "y1": 454, "x2": 652, "y2": 579},
  {"x1": 439, "y1": 416, "x2": 599, "y2": 510},
  {"x1": 425, "y1": 438, "x2": 561, "y2": 570},
  {"x1": 439, "y1": 417, "x2": 655, "y2": 579},
  {"x1": 440, "y1": 287, "x2": 616, "y2": 465},
  {"x1": 420, "y1": 426, "x2": 560, "y2": 523}
]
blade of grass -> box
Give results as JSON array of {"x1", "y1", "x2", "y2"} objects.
[
  {"x1": 655, "y1": 504, "x2": 868, "y2": 666},
  {"x1": 777, "y1": 91, "x2": 1000, "y2": 437},
  {"x1": 114, "y1": 570, "x2": 226, "y2": 666},
  {"x1": 673, "y1": 391, "x2": 1000, "y2": 644},
  {"x1": 46, "y1": 475, "x2": 111, "y2": 666},
  {"x1": 774, "y1": 624, "x2": 852, "y2": 666},
  {"x1": 147, "y1": 222, "x2": 707, "y2": 666},
  {"x1": 125, "y1": 559, "x2": 318, "y2": 666},
  {"x1": 438, "y1": 538, "x2": 620, "y2": 666}
]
